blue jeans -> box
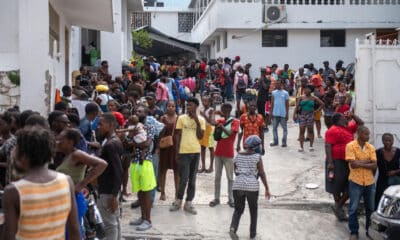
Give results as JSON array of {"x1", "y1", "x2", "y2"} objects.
[
  {"x1": 225, "y1": 80, "x2": 233, "y2": 100},
  {"x1": 348, "y1": 181, "x2": 375, "y2": 235},
  {"x1": 150, "y1": 153, "x2": 159, "y2": 203},
  {"x1": 272, "y1": 116, "x2": 288, "y2": 145},
  {"x1": 200, "y1": 78, "x2": 206, "y2": 95}
]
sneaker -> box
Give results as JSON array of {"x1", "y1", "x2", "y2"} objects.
[
  {"x1": 298, "y1": 148, "x2": 304, "y2": 152},
  {"x1": 184, "y1": 201, "x2": 197, "y2": 215},
  {"x1": 209, "y1": 199, "x2": 220, "y2": 207},
  {"x1": 281, "y1": 144, "x2": 287, "y2": 147},
  {"x1": 227, "y1": 201, "x2": 235, "y2": 208},
  {"x1": 129, "y1": 217, "x2": 144, "y2": 226},
  {"x1": 229, "y1": 228, "x2": 239, "y2": 240},
  {"x1": 136, "y1": 220, "x2": 152, "y2": 231},
  {"x1": 130, "y1": 200, "x2": 140, "y2": 209},
  {"x1": 169, "y1": 200, "x2": 182, "y2": 212},
  {"x1": 309, "y1": 147, "x2": 314, "y2": 152},
  {"x1": 270, "y1": 143, "x2": 278, "y2": 147}
]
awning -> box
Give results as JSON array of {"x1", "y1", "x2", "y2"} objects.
[
  {"x1": 133, "y1": 26, "x2": 200, "y2": 58},
  {"x1": 59, "y1": 0, "x2": 114, "y2": 32}
]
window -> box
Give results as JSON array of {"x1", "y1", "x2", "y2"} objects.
[
  {"x1": 262, "y1": 30, "x2": 287, "y2": 47},
  {"x1": 223, "y1": 31, "x2": 228, "y2": 49},
  {"x1": 49, "y1": 4, "x2": 60, "y2": 56},
  {"x1": 320, "y1": 30, "x2": 345, "y2": 47},
  {"x1": 178, "y1": 13, "x2": 194, "y2": 32},
  {"x1": 216, "y1": 36, "x2": 221, "y2": 52},
  {"x1": 131, "y1": 12, "x2": 151, "y2": 30}
]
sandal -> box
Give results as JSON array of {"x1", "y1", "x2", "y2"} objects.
[
  {"x1": 197, "y1": 168, "x2": 205, "y2": 173},
  {"x1": 209, "y1": 199, "x2": 220, "y2": 207},
  {"x1": 205, "y1": 168, "x2": 213, "y2": 173}
]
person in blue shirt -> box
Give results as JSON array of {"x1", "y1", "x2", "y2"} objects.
[{"x1": 270, "y1": 80, "x2": 289, "y2": 147}]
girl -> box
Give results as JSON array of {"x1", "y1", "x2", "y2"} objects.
[
  {"x1": 56, "y1": 128, "x2": 107, "y2": 235},
  {"x1": 229, "y1": 135, "x2": 270, "y2": 240},
  {"x1": 294, "y1": 85, "x2": 324, "y2": 152},
  {"x1": 199, "y1": 96, "x2": 215, "y2": 173},
  {"x1": 158, "y1": 101, "x2": 179, "y2": 200}
]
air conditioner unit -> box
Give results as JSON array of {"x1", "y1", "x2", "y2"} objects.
[{"x1": 263, "y1": 5, "x2": 287, "y2": 23}]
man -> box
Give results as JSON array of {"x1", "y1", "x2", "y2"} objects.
[
  {"x1": 325, "y1": 112, "x2": 363, "y2": 221},
  {"x1": 97, "y1": 113, "x2": 124, "y2": 239},
  {"x1": 75, "y1": 66, "x2": 94, "y2": 96},
  {"x1": 98, "y1": 60, "x2": 112, "y2": 82},
  {"x1": 237, "y1": 100, "x2": 265, "y2": 154},
  {"x1": 199, "y1": 58, "x2": 208, "y2": 95},
  {"x1": 223, "y1": 57, "x2": 234, "y2": 101},
  {"x1": 322, "y1": 61, "x2": 335, "y2": 82},
  {"x1": 233, "y1": 67, "x2": 249, "y2": 116},
  {"x1": 2, "y1": 127, "x2": 80, "y2": 239},
  {"x1": 345, "y1": 126, "x2": 377, "y2": 240},
  {"x1": 79, "y1": 102, "x2": 99, "y2": 142},
  {"x1": 209, "y1": 103, "x2": 240, "y2": 208},
  {"x1": 294, "y1": 67, "x2": 307, "y2": 95},
  {"x1": 128, "y1": 106, "x2": 156, "y2": 231},
  {"x1": 145, "y1": 92, "x2": 164, "y2": 120},
  {"x1": 61, "y1": 85, "x2": 73, "y2": 108},
  {"x1": 270, "y1": 80, "x2": 289, "y2": 147},
  {"x1": 170, "y1": 97, "x2": 205, "y2": 214},
  {"x1": 257, "y1": 68, "x2": 271, "y2": 130}
]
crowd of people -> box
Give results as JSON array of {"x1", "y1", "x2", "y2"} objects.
[{"x1": 0, "y1": 54, "x2": 397, "y2": 240}]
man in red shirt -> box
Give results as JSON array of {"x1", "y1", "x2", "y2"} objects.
[
  {"x1": 209, "y1": 104, "x2": 240, "y2": 208},
  {"x1": 199, "y1": 58, "x2": 208, "y2": 95},
  {"x1": 325, "y1": 112, "x2": 364, "y2": 221}
]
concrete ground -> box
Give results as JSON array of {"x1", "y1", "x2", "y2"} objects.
[{"x1": 120, "y1": 106, "x2": 370, "y2": 240}]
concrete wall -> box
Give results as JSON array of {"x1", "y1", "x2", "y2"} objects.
[
  {"x1": 0, "y1": 0, "x2": 19, "y2": 71},
  {"x1": 150, "y1": 11, "x2": 192, "y2": 42},
  {"x1": 207, "y1": 28, "x2": 374, "y2": 78},
  {"x1": 355, "y1": 37, "x2": 400, "y2": 148},
  {"x1": 101, "y1": 0, "x2": 123, "y2": 78},
  {"x1": 191, "y1": 0, "x2": 400, "y2": 43}
]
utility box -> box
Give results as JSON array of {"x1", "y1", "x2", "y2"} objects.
[{"x1": 355, "y1": 35, "x2": 400, "y2": 148}]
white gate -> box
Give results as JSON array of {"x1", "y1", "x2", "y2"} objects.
[{"x1": 355, "y1": 35, "x2": 400, "y2": 148}]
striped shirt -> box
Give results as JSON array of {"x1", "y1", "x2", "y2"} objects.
[
  {"x1": 13, "y1": 173, "x2": 71, "y2": 240},
  {"x1": 233, "y1": 153, "x2": 261, "y2": 192}
]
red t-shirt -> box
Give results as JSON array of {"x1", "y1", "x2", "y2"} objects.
[
  {"x1": 240, "y1": 113, "x2": 265, "y2": 144},
  {"x1": 215, "y1": 118, "x2": 240, "y2": 158},
  {"x1": 335, "y1": 104, "x2": 350, "y2": 114},
  {"x1": 199, "y1": 62, "x2": 207, "y2": 79},
  {"x1": 325, "y1": 120, "x2": 358, "y2": 160}
]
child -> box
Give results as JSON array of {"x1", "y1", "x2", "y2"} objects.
[
  {"x1": 117, "y1": 115, "x2": 147, "y2": 159},
  {"x1": 199, "y1": 96, "x2": 215, "y2": 173}
]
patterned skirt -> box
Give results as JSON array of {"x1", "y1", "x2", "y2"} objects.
[{"x1": 298, "y1": 111, "x2": 314, "y2": 126}]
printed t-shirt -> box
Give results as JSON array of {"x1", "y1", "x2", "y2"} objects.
[
  {"x1": 176, "y1": 114, "x2": 206, "y2": 154},
  {"x1": 240, "y1": 113, "x2": 265, "y2": 144},
  {"x1": 215, "y1": 118, "x2": 240, "y2": 158}
]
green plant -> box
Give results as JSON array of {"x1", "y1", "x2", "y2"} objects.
[
  {"x1": 7, "y1": 70, "x2": 20, "y2": 86},
  {"x1": 132, "y1": 29, "x2": 153, "y2": 49}
]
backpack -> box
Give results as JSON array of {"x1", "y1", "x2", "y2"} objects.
[
  {"x1": 214, "y1": 118, "x2": 234, "y2": 141},
  {"x1": 237, "y1": 74, "x2": 247, "y2": 91}
]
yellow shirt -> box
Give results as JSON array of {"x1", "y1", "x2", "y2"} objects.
[
  {"x1": 345, "y1": 140, "x2": 377, "y2": 186},
  {"x1": 176, "y1": 114, "x2": 206, "y2": 154}
]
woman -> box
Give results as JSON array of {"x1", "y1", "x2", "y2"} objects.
[
  {"x1": 325, "y1": 112, "x2": 363, "y2": 221},
  {"x1": 334, "y1": 81, "x2": 351, "y2": 114},
  {"x1": 294, "y1": 84, "x2": 324, "y2": 152},
  {"x1": 158, "y1": 101, "x2": 179, "y2": 201},
  {"x1": 3, "y1": 127, "x2": 80, "y2": 239},
  {"x1": 375, "y1": 133, "x2": 400, "y2": 209},
  {"x1": 56, "y1": 128, "x2": 108, "y2": 235},
  {"x1": 322, "y1": 77, "x2": 337, "y2": 129},
  {"x1": 156, "y1": 76, "x2": 169, "y2": 112},
  {"x1": 199, "y1": 95, "x2": 215, "y2": 173},
  {"x1": 229, "y1": 135, "x2": 270, "y2": 240},
  {"x1": 95, "y1": 84, "x2": 113, "y2": 113}
]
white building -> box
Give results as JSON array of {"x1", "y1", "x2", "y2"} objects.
[
  {"x1": 0, "y1": 0, "x2": 143, "y2": 115},
  {"x1": 188, "y1": 0, "x2": 400, "y2": 76}
]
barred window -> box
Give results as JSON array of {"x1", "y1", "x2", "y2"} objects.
[
  {"x1": 131, "y1": 12, "x2": 151, "y2": 30},
  {"x1": 178, "y1": 12, "x2": 194, "y2": 33}
]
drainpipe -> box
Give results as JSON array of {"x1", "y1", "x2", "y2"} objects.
[{"x1": 370, "y1": 34, "x2": 377, "y2": 145}]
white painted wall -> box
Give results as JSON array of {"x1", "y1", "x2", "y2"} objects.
[
  {"x1": 0, "y1": 0, "x2": 19, "y2": 71},
  {"x1": 207, "y1": 29, "x2": 374, "y2": 78},
  {"x1": 101, "y1": 0, "x2": 123, "y2": 78},
  {"x1": 70, "y1": 26, "x2": 81, "y2": 73},
  {"x1": 18, "y1": 0, "x2": 50, "y2": 114},
  {"x1": 150, "y1": 11, "x2": 192, "y2": 42},
  {"x1": 355, "y1": 37, "x2": 400, "y2": 147},
  {"x1": 191, "y1": 0, "x2": 400, "y2": 43}
]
